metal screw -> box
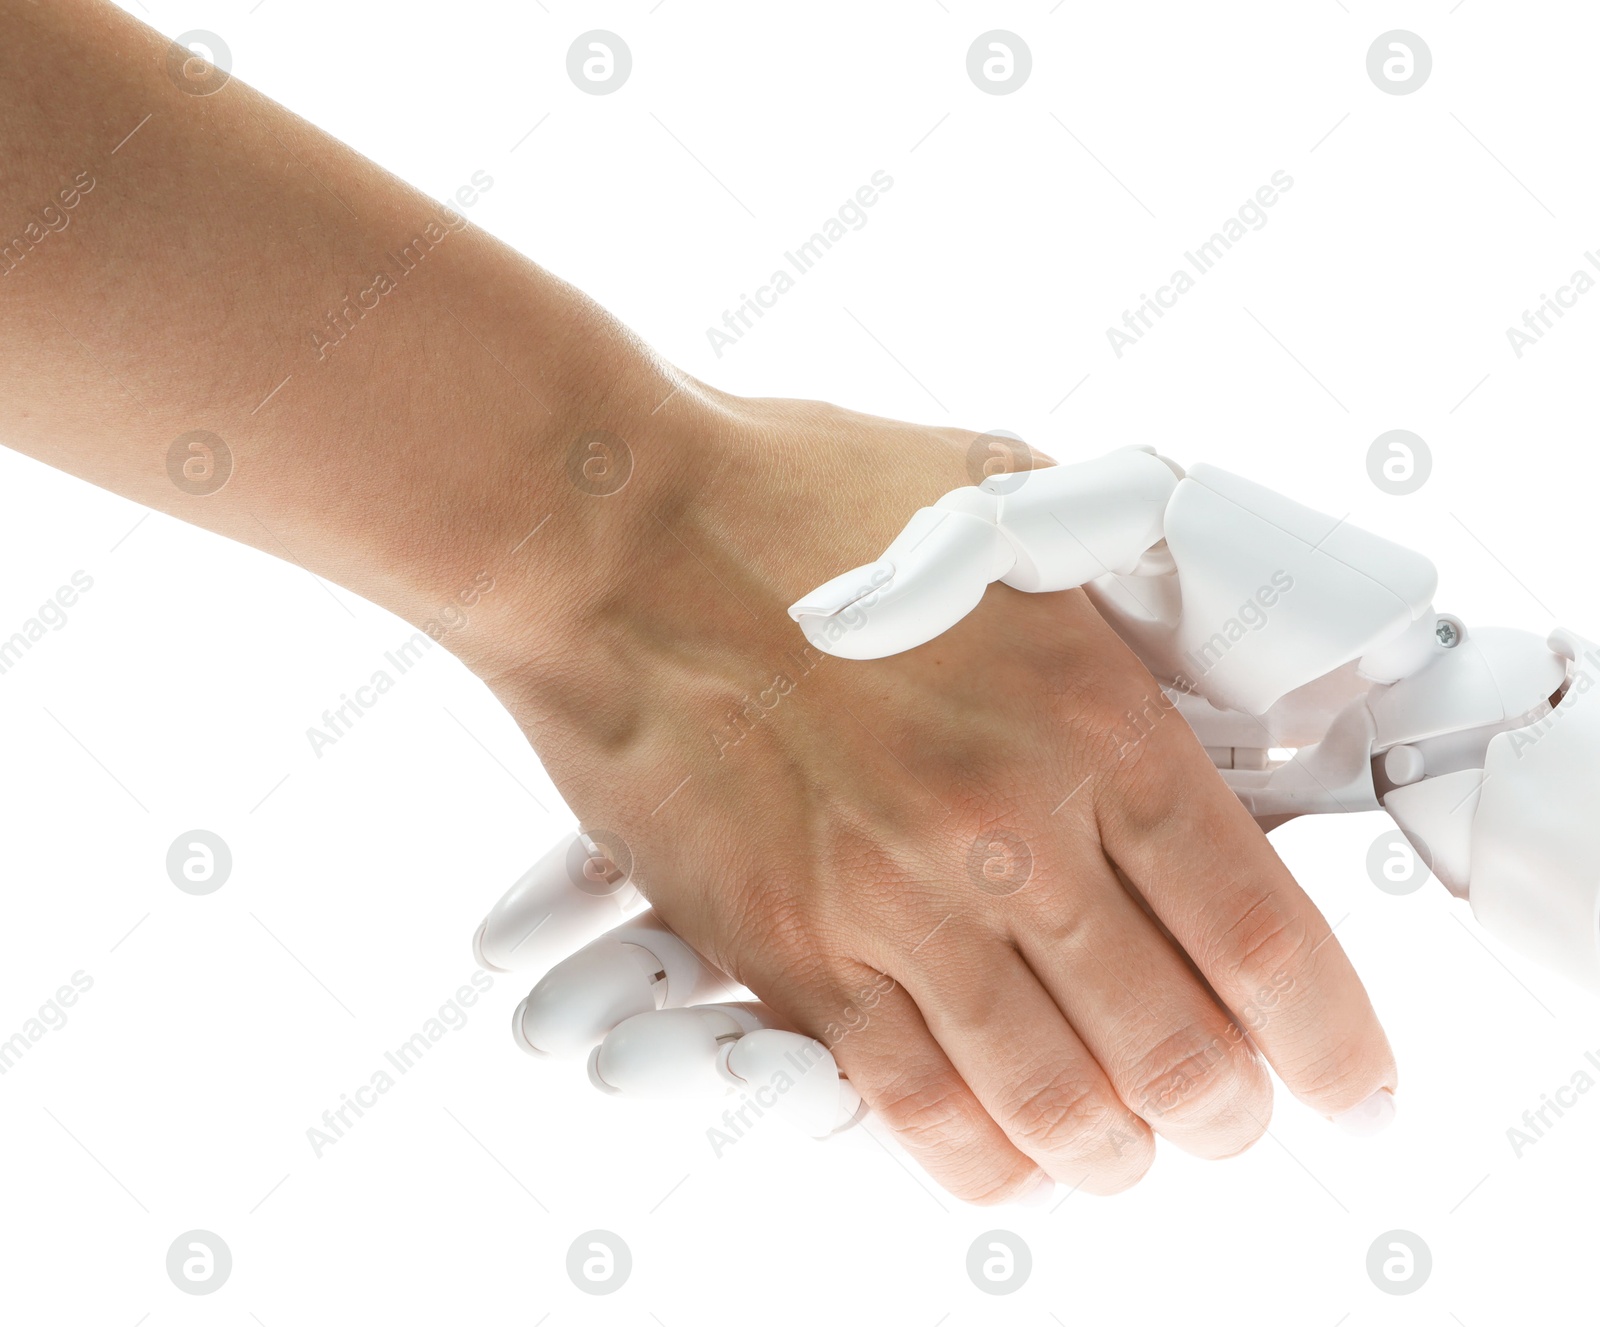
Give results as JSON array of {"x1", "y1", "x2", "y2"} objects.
[{"x1": 1436, "y1": 619, "x2": 1460, "y2": 648}]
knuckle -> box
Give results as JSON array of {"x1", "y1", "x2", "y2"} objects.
[
  {"x1": 1129, "y1": 1027, "x2": 1270, "y2": 1137},
  {"x1": 1129, "y1": 1025, "x2": 1241, "y2": 1121},
  {"x1": 1024, "y1": 903, "x2": 1094, "y2": 955},
  {"x1": 1217, "y1": 894, "x2": 1311, "y2": 988},
  {"x1": 874, "y1": 1075, "x2": 979, "y2": 1156},
  {"x1": 1000, "y1": 1069, "x2": 1127, "y2": 1160},
  {"x1": 1094, "y1": 757, "x2": 1195, "y2": 848}
]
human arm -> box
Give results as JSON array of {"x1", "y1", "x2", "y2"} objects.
[{"x1": 0, "y1": 0, "x2": 1398, "y2": 1201}]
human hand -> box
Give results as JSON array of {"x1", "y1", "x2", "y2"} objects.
[{"x1": 475, "y1": 390, "x2": 1399, "y2": 1203}]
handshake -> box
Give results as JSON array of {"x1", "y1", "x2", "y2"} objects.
[{"x1": 472, "y1": 447, "x2": 1598, "y2": 1173}]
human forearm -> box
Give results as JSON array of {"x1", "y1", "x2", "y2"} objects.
[{"x1": 0, "y1": 0, "x2": 693, "y2": 668}]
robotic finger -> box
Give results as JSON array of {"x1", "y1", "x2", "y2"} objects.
[
  {"x1": 473, "y1": 836, "x2": 860, "y2": 1139},
  {"x1": 509, "y1": 909, "x2": 733, "y2": 1057},
  {"x1": 588, "y1": 1003, "x2": 863, "y2": 1139},
  {"x1": 473, "y1": 831, "x2": 644, "y2": 975}
]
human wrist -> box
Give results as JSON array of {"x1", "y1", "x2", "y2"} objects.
[
  {"x1": 413, "y1": 321, "x2": 737, "y2": 692},
  {"x1": 468, "y1": 389, "x2": 988, "y2": 747}
]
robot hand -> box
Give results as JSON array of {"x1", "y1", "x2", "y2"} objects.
[
  {"x1": 472, "y1": 834, "x2": 864, "y2": 1141},
  {"x1": 473, "y1": 447, "x2": 1598, "y2": 1134},
  {"x1": 791, "y1": 446, "x2": 1600, "y2": 994}
]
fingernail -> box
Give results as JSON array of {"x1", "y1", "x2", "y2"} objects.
[
  {"x1": 1015, "y1": 1172, "x2": 1056, "y2": 1208},
  {"x1": 1331, "y1": 1087, "x2": 1395, "y2": 1136}
]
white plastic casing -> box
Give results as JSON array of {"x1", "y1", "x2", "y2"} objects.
[
  {"x1": 722, "y1": 1028, "x2": 861, "y2": 1138},
  {"x1": 788, "y1": 491, "x2": 1013, "y2": 661},
  {"x1": 990, "y1": 447, "x2": 1178, "y2": 591},
  {"x1": 473, "y1": 833, "x2": 642, "y2": 974},
  {"x1": 511, "y1": 911, "x2": 729, "y2": 1057},
  {"x1": 587, "y1": 1004, "x2": 762, "y2": 1096},
  {"x1": 1090, "y1": 464, "x2": 1438, "y2": 716},
  {"x1": 588, "y1": 1005, "x2": 861, "y2": 1137},
  {"x1": 1468, "y1": 629, "x2": 1600, "y2": 992}
]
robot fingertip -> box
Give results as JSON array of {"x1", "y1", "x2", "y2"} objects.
[
  {"x1": 586, "y1": 1045, "x2": 622, "y2": 1095},
  {"x1": 471, "y1": 921, "x2": 509, "y2": 974},
  {"x1": 510, "y1": 997, "x2": 551, "y2": 1058}
]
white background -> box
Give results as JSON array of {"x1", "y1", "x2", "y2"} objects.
[{"x1": 2, "y1": 1, "x2": 1596, "y2": 1323}]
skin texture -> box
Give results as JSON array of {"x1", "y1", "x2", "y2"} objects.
[{"x1": 0, "y1": 0, "x2": 1397, "y2": 1202}]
